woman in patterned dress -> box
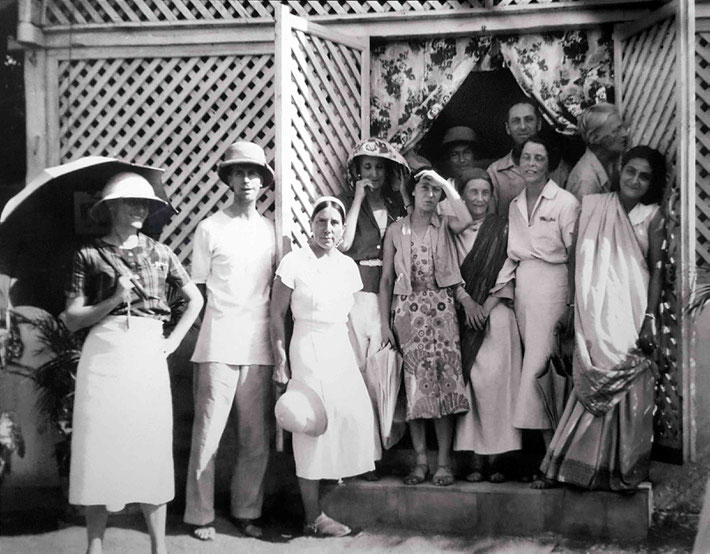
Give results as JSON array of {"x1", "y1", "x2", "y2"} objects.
[
  {"x1": 539, "y1": 146, "x2": 666, "y2": 490},
  {"x1": 379, "y1": 168, "x2": 472, "y2": 487}
]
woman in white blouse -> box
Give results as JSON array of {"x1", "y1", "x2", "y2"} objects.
[
  {"x1": 270, "y1": 196, "x2": 375, "y2": 537},
  {"x1": 492, "y1": 136, "x2": 580, "y2": 482}
]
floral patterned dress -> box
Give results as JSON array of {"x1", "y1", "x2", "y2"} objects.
[{"x1": 392, "y1": 228, "x2": 469, "y2": 420}]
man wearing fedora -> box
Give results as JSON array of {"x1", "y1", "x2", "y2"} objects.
[
  {"x1": 184, "y1": 141, "x2": 276, "y2": 541},
  {"x1": 487, "y1": 100, "x2": 569, "y2": 216},
  {"x1": 440, "y1": 125, "x2": 479, "y2": 181}
]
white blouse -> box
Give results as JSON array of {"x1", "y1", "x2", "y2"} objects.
[{"x1": 276, "y1": 246, "x2": 363, "y2": 323}]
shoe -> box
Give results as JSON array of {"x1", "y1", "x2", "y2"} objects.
[
  {"x1": 303, "y1": 513, "x2": 351, "y2": 537},
  {"x1": 232, "y1": 518, "x2": 263, "y2": 538},
  {"x1": 465, "y1": 471, "x2": 485, "y2": 483},
  {"x1": 488, "y1": 472, "x2": 507, "y2": 483}
]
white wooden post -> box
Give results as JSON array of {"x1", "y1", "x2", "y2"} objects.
[{"x1": 677, "y1": 0, "x2": 697, "y2": 462}]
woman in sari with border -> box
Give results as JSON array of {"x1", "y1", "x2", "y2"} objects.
[
  {"x1": 539, "y1": 145, "x2": 666, "y2": 491},
  {"x1": 451, "y1": 168, "x2": 522, "y2": 483}
]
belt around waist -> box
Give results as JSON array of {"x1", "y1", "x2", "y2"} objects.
[{"x1": 359, "y1": 259, "x2": 383, "y2": 267}]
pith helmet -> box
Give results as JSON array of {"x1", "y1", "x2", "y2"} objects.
[{"x1": 218, "y1": 141, "x2": 274, "y2": 186}]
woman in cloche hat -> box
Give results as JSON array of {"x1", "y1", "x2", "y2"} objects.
[
  {"x1": 63, "y1": 171, "x2": 203, "y2": 554},
  {"x1": 337, "y1": 138, "x2": 410, "y2": 479}
]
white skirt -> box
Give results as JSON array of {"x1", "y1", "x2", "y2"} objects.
[
  {"x1": 290, "y1": 319, "x2": 375, "y2": 480},
  {"x1": 454, "y1": 302, "x2": 522, "y2": 455},
  {"x1": 69, "y1": 316, "x2": 174, "y2": 510}
]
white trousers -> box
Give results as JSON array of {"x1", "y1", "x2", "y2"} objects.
[
  {"x1": 184, "y1": 362, "x2": 271, "y2": 524},
  {"x1": 346, "y1": 290, "x2": 384, "y2": 461}
]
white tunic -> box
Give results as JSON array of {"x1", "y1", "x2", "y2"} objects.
[
  {"x1": 276, "y1": 246, "x2": 375, "y2": 480},
  {"x1": 191, "y1": 211, "x2": 276, "y2": 365}
]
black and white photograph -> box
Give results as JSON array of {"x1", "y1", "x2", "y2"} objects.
[{"x1": 0, "y1": 0, "x2": 704, "y2": 552}]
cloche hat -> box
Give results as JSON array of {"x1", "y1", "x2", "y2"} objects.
[
  {"x1": 275, "y1": 380, "x2": 327, "y2": 437},
  {"x1": 218, "y1": 141, "x2": 274, "y2": 186},
  {"x1": 90, "y1": 172, "x2": 167, "y2": 219}
]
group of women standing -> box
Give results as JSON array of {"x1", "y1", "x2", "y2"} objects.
[{"x1": 62, "y1": 101, "x2": 667, "y2": 549}]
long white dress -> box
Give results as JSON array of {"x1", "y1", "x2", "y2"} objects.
[{"x1": 276, "y1": 246, "x2": 375, "y2": 480}]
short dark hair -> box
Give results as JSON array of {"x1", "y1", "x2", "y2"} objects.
[
  {"x1": 520, "y1": 136, "x2": 561, "y2": 173},
  {"x1": 507, "y1": 100, "x2": 540, "y2": 122},
  {"x1": 621, "y1": 145, "x2": 667, "y2": 205},
  {"x1": 311, "y1": 198, "x2": 346, "y2": 222}
]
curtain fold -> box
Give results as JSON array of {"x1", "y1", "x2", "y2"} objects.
[
  {"x1": 370, "y1": 30, "x2": 614, "y2": 149},
  {"x1": 370, "y1": 37, "x2": 501, "y2": 153}
]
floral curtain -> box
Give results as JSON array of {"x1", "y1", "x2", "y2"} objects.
[
  {"x1": 370, "y1": 30, "x2": 614, "y2": 150},
  {"x1": 370, "y1": 37, "x2": 502, "y2": 153},
  {"x1": 499, "y1": 30, "x2": 614, "y2": 135}
]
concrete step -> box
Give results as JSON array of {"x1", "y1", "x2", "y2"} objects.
[{"x1": 322, "y1": 477, "x2": 652, "y2": 541}]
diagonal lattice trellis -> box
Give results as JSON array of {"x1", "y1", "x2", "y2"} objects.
[
  {"x1": 618, "y1": 15, "x2": 682, "y2": 461},
  {"x1": 58, "y1": 54, "x2": 275, "y2": 267},
  {"x1": 286, "y1": 29, "x2": 364, "y2": 248},
  {"x1": 696, "y1": 32, "x2": 710, "y2": 267},
  {"x1": 42, "y1": 0, "x2": 491, "y2": 25}
]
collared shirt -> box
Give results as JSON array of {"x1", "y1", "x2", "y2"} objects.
[
  {"x1": 387, "y1": 213, "x2": 463, "y2": 296},
  {"x1": 190, "y1": 210, "x2": 276, "y2": 365},
  {"x1": 488, "y1": 151, "x2": 570, "y2": 216},
  {"x1": 68, "y1": 234, "x2": 190, "y2": 322},
  {"x1": 567, "y1": 148, "x2": 611, "y2": 201},
  {"x1": 507, "y1": 180, "x2": 580, "y2": 265},
  {"x1": 339, "y1": 190, "x2": 406, "y2": 293}
]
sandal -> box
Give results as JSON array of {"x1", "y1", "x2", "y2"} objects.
[
  {"x1": 403, "y1": 463, "x2": 429, "y2": 485},
  {"x1": 530, "y1": 477, "x2": 557, "y2": 489},
  {"x1": 191, "y1": 524, "x2": 216, "y2": 541},
  {"x1": 489, "y1": 471, "x2": 507, "y2": 484},
  {"x1": 432, "y1": 465, "x2": 455, "y2": 487},
  {"x1": 303, "y1": 512, "x2": 351, "y2": 537},
  {"x1": 465, "y1": 471, "x2": 485, "y2": 483}
]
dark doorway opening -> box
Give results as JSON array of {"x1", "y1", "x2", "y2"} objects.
[{"x1": 417, "y1": 68, "x2": 585, "y2": 178}]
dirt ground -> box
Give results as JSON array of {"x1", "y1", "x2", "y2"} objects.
[{"x1": 0, "y1": 497, "x2": 698, "y2": 554}]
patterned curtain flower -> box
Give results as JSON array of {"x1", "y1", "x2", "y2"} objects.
[
  {"x1": 370, "y1": 30, "x2": 615, "y2": 149},
  {"x1": 499, "y1": 29, "x2": 615, "y2": 135},
  {"x1": 370, "y1": 36, "x2": 502, "y2": 153}
]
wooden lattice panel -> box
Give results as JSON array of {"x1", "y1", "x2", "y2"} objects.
[
  {"x1": 43, "y1": 0, "x2": 488, "y2": 25},
  {"x1": 286, "y1": 29, "x2": 364, "y2": 248},
  {"x1": 696, "y1": 32, "x2": 710, "y2": 266},
  {"x1": 619, "y1": 16, "x2": 682, "y2": 460},
  {"x1": 58, "y1": 54, "x2": 275, "y2": 267}
]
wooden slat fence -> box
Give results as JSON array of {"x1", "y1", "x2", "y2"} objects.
[
  {"x1": 57, "y1": 53, "x2": 276, "y2": 267},
  {"x1": 696, "y1": 31, "x2": 710, "y2": 266},
  {"x1": 283, "y1": 28, "x2": 365, "y2": 248},
  {"x1": 43, "y1": 0, "x2": 581, "y2": 26},
  {"x1": 618, "y1": 15, "x2": 683, "y2": 461}
]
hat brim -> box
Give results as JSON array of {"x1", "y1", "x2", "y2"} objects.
[
  {"x1": 218, "y1": 159, "x2": 275, "y2": 186},
  {"x1": 89, "y1": 195, "x2": 168, "y2": 220}
]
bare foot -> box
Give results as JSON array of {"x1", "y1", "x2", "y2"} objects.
[{"x1": 192, "y1": 525, "x2": 216, "y2": 541}]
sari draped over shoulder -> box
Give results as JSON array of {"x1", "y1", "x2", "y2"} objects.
[
  {"x1": 572, "y1": 193, "x2": 653, "y2": 416},
  {"x1": 541, "y1": 192, "x2": 658, "y2": 490},
  {"x1": 459, "y1": 215, "x2": 509, "y2": 375}
]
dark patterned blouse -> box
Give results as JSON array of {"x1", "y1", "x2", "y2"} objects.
[{"x1": 67, "y1": 233, "x2": 190, "y2": 321}]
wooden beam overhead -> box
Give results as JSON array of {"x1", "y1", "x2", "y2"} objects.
[{"x1": 37, "y1": 3, "x2": 654, "y2": 51}]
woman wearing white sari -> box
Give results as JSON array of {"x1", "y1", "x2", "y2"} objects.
[{"x1": 540, "y1": 146, "x2": 666, "y2": 490}]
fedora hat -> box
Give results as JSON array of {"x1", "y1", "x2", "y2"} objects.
[
  {"x1": 218, "y1": 141, "x2": 274, "y2": 186},
  {"x1": 275, "y1": 380, "x2": 327, "y2": 437},
  {"x1": 442, "y1": 126, "x2": 478, "y2": 146},
  {"x1": 90, "y1": 172, "x2": 167, "y2": 219}
]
